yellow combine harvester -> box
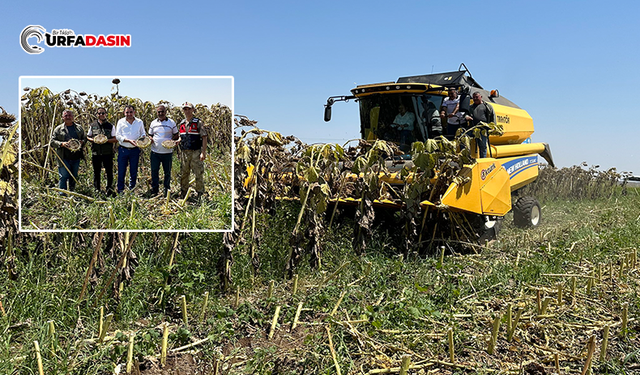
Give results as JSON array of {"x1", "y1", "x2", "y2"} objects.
[{"x1": 324, "y1": 65, "x2": 554, "y2": 239}]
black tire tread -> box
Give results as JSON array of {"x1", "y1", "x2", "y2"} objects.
[{"x1": 513, "y1": 196, "x2": 540, "y2": 228}]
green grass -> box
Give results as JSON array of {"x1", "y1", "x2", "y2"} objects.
[
  {"x1": 2, "y1": 189, "x2": 639, "y2": 374},
  {"x1": 20, "y1": 149, "x2": 232, "y2": 230}
]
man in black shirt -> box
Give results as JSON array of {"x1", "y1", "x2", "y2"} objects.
[{"x1": 87, "y1": 107, "x2": 117, "y2": 196}]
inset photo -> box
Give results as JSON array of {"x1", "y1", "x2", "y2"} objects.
[{"x1": 19, "y1": 76, "x2": 233, "y2": 231}]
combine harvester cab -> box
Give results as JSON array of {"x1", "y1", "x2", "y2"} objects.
[{"x1": 324, "y1": 65, "x2": 554, "y2": 241}]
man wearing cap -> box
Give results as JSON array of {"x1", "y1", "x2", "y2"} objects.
[
  {"x1": 87, "y1": 107, "x2": 117, "y2": 196},
  {"x1": 147, "y1": 105, "x2": 179, "y2": 197},
  {"x1": 177, "y1": 102, "x2": 207, "y2": 198},
  {"x1": 50, "y1": 109, "x2": 86, "y2": 193},
  {"x1": 115, "y1": 105, "x2": 146, "y2": 193}
]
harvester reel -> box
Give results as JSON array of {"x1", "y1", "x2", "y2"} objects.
[{"x1": 513, "y1": 196, "x2": 541, "y2": 228}]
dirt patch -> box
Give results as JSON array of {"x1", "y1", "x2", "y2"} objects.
[{"x1": 137, "y1": 353, "x2": 215, "y2": 375}]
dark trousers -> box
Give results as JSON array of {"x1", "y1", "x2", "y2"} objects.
[
  {"x1": 447, "y1": 124, "x2": 461, "y2": 137},
  {"x1": 150, "y1": 151, "x2": 173, "y2": 193},
  {"x1": 92, "y1": 153, "x2": 114, "y2": 193},
  {"x1": 117, "y1": 146, "x2": 140, "y2": 193}
]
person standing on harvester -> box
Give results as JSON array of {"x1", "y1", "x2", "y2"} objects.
[{"x1": 465, "y1": 92, "x2": 495, "y2": 158}]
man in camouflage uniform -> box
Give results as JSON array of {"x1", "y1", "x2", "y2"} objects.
[
  {"x1": 177, "y1": 102, "x2": 207, "y2": 198},
  {"x1": 50, "y1": 109, "x2": 86, "y2": 192}
]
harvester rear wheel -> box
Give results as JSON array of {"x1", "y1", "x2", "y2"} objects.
[{"x1": 513, "y1": 197, "x2": 541, "y2": 228}]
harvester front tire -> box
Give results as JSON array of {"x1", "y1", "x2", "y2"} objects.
[
  {"x1": 513, "y1": 197, "x2": 541, "y2": 228},
  {"x1": 477, "y1": 216, "x2": 503, "y2": 244}
]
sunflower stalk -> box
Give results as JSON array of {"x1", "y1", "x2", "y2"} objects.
[
  {"x1": 41, "y1": 104, "x2": 58, "y2": 178},
  {"x1": 291, "y1": 302, "x2": 303, "y2": 331},
  {"x1": 180, "y1": 295, "x2": 188, "y2": 326},
  {"x1": 269, "y1": 306, "x2": 281, "y2": 340},
  {"x1": 200, "y1": 292, "x2": 209, "y2": 322},
  {"x1": 487, "y1": 315, "x2": 501, "y2": 355},
  {"x1": 34, "y1": 341, "x2": 44, "y2": 375},
  {"x1": 126, "y1": 332, "x2": 135, "y2": 374},
  {"x1": 161, "y1": 323, "x2": 168, "y2": 367},
  {"x1": 599, "y1": 325, "x2": 610, "y2": 361}
]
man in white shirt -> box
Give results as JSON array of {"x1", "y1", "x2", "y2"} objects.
[
  {"x1": 391, "y1": 103, "x2": 415, "y2": 151},
  {"x1": 147, "y1": 105, "x2": 179, "y2": 197},
  {"x1": 115, "y1": 105, "x2": 146, "y2": 193},
  {"x1": 441, "y1": 88, "x2": 463, "y2": 136}
]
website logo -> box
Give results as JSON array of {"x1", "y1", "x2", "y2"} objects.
[
  {"x1": 20, "y1": 25, "x2": 131, "y2": 54},
  {"x1": 20, "y1": 25, "x2": 46, "y2": 54}
]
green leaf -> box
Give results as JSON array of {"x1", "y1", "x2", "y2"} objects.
[
  {"x1": 352, "y1": 156, "x2": 366, "y2": 175},
  {"x1": 408, "y1": 307, "x2": 421, "y2": 318},
  {"x1": 320, "y1": 183, "x2": 331, "y2": 197},
  {"x1": 415, "y1": 282, "x2": 429, "y2": 293},
  {"x1": 425, "y1": 139, "x2": 438, "y2": 153},
  {"x1": 334, "y1": 144, "x2": 345, "y2": 158},
  {"x1": 411, "y1": 141, "x2": 424, "y2": 154},
  {"x1": 305, "y1": 166, "x2": 319, "y2": 183},
  {"x1": 413, "y1": 153, "x2": 433, "y2": 171}
]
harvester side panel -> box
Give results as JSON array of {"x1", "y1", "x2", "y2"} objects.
[
  {"x1": 480, "y1": 167, "x2": 511, "y2": 215},
  {"x1": 440, "y1": 166, "x2": 483, "y2": 214},
  {"x1": 441, "y1": 160, "x2": 512, "y2": 216}
]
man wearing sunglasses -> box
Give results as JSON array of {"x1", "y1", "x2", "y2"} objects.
[{"x1": 87, "y1": 107, "x2": 117, "y2": 196}]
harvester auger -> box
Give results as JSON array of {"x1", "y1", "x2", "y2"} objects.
[{"x1": 323, "y1": 64, "x2": 554, "y2": 246}]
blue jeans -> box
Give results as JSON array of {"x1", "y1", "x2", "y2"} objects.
[
  {"x1": 117, "y1": 146, "x2": 140, "y2": 193},
  {"x1": 58, "y1": 159, "x2": 81, "y2": 191},
  {"x1": 150, "y1": 151, "x2": 173, "y2": 193}
]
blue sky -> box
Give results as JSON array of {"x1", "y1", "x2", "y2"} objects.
[{"x1": 2, "y1": 0, "x2": 639, "y2": 174}]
